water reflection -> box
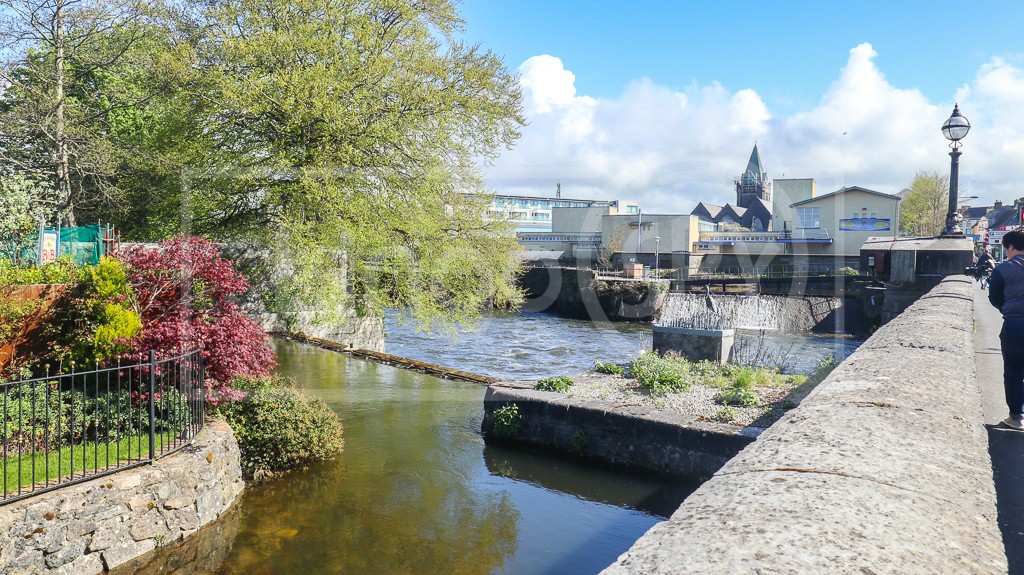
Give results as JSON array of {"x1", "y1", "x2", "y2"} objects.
[{"x1": 127, "y1": 337, "x2": 683, "y2": 575}]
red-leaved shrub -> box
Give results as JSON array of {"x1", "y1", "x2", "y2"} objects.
[{"x1": 115, "y1": 236, "x2": 276, "y2": 394}]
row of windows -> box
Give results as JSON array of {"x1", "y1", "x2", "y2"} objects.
[
  {"x1": 495, "y1": 200, "x2": 598, "y2": 209},
  {"x1": 796, "y1": 207, "x2": 885, "y2": 228}
]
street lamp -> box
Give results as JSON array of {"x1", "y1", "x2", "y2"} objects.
[
  {"x1": 654, "y1": 236, "x2": 661, "y2": 278},
  {"x1": 940, "y1": 104, "x2": 971, "y2": 237}
]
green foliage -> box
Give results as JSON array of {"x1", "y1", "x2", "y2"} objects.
[
  {"x1": 593, "y1": 362, "x2": 623, "y2": 375},
  {"x1": 899, "y1": 171, "x2": 950, "y2": 236},
  {"x1": 47, "y1": 257, "x2": 140, "y2": 366},
  {"x1": 712, "y1": 406, "x2": 737, "y2": 423},
  {"x1": 535, "y1": 376, "x2": 573, "y2": 393},
  {"x1": 0, "y1": 257, "x2": 80, "y2": 287},
  {"x1": 491, "y1": 404, "x2": 522, "y2": 439},
  {"x1": 0, "y1": 173, "x2": 53, "y2": 263},
  {"x1": 150, "y1": 0, "x2": 526, "y2": 330},
  {"x1": 0, "y1": 381, "x2": 189, "y2": 454},
  {"x1": 814, "y1": 353, "x2": 839, "y2": 381},
  {"x1": 215, "y1": 375, "x2": 343, "y2": 477},
  {"x1": 570, "y1": 429, "x2": 588, "y2": 454},
  {"x1": 715, "y1": 386, "x2": 761, "y2": 407},
  {"x1": 838, "y1": 266, "x2": 860, "y2": 276},
  {"x1": 628, "y1": 351, "x2": 691, "y2": 395}
]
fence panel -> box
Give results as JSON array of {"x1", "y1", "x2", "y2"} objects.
[{"x1": 0, "y1": 349, "x2": 205, "y2": 505}]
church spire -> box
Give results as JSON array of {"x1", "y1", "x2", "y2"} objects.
[{"x1": 744, "y1": 143, "x2": 765, "y2": 184}]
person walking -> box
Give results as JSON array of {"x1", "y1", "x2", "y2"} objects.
[
  {"x1": 989, "y1": 229, "x2": 1024, "y2": 430},
  {"x1": 977, "y1": 250, "x2": 995, "y2": 289}
]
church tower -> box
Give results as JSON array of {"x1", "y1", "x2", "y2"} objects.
[{"x1": 735, "y1": 143, "x2": 772, "y2": 209}]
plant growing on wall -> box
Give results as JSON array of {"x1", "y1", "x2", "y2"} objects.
[{"x1": 491, "y1": 404, "x2": 522, "y2": 439}]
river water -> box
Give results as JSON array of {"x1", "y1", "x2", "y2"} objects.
[{"x1": 118, "y1": 312, "x2": 860, "y2": 575}]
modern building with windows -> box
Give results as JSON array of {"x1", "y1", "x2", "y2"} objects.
[
  {"x1": 488, "y1": 193, "x2": 639, "y2": 232},
  {"x1": 690, "y1": 185, "x2": 901, "y2": 272}
]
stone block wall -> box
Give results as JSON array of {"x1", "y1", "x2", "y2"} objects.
[
  {"x1": 652, "y1": 326, "x2": 734, "y2": 363},
  {"x1": 482, "y1": 384, "x2": 754, "y2": 478},
  {"x1": 602, "y1": 276, "x2": 1007, "y2": 574},
  {"x1": 0, "y1": 419, "x2": 244, "y2": 575}
]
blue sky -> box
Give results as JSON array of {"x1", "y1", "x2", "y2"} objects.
[{"x1": 458, "y1": 1, "x2": 1024, "y2": 213}]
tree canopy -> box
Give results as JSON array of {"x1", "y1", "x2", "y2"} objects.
[
  {"x1": 899, "y1": 171, "x2": 950, "y2": 237},
  {"x1": 0, "y1": 0, "x2": 527, "y2": 327}
]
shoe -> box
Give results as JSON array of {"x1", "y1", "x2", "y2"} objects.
[{"x1": 1002, "y1": 415, "x2": 1024, "y2": 430}]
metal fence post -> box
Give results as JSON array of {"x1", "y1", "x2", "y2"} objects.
[{"x1": 148, "y1": 350, "x2": 156, "y2": 461}]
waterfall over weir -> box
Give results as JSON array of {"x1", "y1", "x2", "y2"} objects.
[{"x1": 659, "y1": 293, "x2": 844, "y2": 333}]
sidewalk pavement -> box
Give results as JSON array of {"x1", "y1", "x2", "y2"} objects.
[{"x1": 974, "y1": 280, "x2": 1024, "y2": 574}]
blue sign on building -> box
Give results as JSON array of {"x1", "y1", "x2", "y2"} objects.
[{"x1": 838, "y1": 218, "x2": 890, "y2": 231}]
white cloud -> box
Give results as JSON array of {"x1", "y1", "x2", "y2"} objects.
[{"x1": 485, "y1": 44, "x2": 1024, "y2": 213}]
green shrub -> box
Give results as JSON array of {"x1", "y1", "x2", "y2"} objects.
[
  {"x1": 712, "y1": 406, "x2": 737, "y2": 422},
  {"x1": 535, "y1": 376, "x2": 573, "y2": 393},
  {"x1": 715, "y1": 385, "x2": 761, "y2": 407},
  {"x1": 46, "y1": 257, "x2": 141, "y2": 366},
  {"x1": 0, "y1": 257, "x2": 80, "y2": 287},
  {"x1": 628, "y1": 351, "x2": 690, "y2": 395},
  {"x1": 491, "y1": 403, "x2": 521, "y2": 439},
  {"x1": 814, "y1": 353, "x2": 839, "y2": 380},
  {"x1": 839, "y1": 266, "x2": 860, "y2": 276},
  {"x1": 594, "y1": 362, "x2": 623, "y2": 375},
  {"x1": 570, "y1": 429, "x2": 588, "y2": 453},
  {"x1": 216, "y1": 375, "x2": 343, "y2": 478}
]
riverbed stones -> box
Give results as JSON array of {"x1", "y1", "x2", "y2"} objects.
[{"x1": 0, "y1": 419, "x2": 243, "y2": 575}]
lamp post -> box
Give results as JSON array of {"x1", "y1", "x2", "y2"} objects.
[
  {"x1": 654, "y1": 236, "x2": 661, "y2": 278},
  {"x1": 940, "y1": 104, "x2": 971, "y2": 237}
]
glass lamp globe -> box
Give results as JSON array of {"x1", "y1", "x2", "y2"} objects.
[{"x1": 942, "y1": 104, "x2": 970, "y2": 142}]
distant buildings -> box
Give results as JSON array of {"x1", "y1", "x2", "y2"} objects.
[
  {"x1": 488, "y1": 192, "x2": 639, "y2": 233},
  {"x1": 501, "y1": 143, "x2": 910, "y2": 274}
]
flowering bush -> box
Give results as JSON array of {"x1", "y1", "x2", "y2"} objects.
[{"x1": 115, "y1": 235, "x2": 276, "y2": 392}]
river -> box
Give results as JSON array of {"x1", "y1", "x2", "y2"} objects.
[{"x1": 117, "y1": 312, "x2": 860, "y2": 574}]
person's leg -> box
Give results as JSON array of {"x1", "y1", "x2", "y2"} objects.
[{"x1": 1002, "y1": 321, "x2": 1024, "y2": 416}]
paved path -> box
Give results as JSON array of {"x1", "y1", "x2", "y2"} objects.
[{"x1": 974, "y1": 281, "x2": 1024, "y2": 574}]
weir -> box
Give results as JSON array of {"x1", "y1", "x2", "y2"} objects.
[{"x1": 658, "y1": 292, "x2": 845, "y2": 333}]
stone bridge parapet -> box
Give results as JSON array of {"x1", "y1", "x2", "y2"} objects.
[{"x1": 602, "y1": 276, "x2": 1008, "y2": 574}]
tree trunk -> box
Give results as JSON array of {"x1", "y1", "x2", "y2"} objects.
[{"x1": 54, "y1": 0, "x2": 76, "y2": 227}]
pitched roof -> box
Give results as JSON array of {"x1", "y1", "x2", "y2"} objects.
[
  {"x1": 986, "y1": 205, "x2": 1021, "y2": 229},
  {"x1": 754, "y1": 197, "x2": 773, "y2": 214},
  {"x1": 790, "y1": 186, "x2": 901, "y2": 207},
  {"x1": 720, "y1": 204, "x2": 747, "y2": 219},
  {"x1": 692, "y1": 202, "x2": 723, "y2": 218}
]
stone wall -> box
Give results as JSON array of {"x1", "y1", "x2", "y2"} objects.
[
  {"x1": 482, "y1": 383, "x2": 754, "y2": 478},
  {"x1": 520, "y1": 267, "x2": 667, "y2": 321},
  {"x1": 0, "y1": 419, "x2": 244, "y2": 575},
  {"x1": 602, "y1": 276, "x2": 1007, "y2": 574},
  {"x1": 221, "y1": 245, "x2": 385, "y2": 351},
  {"x1": 652, "y1": 327, "x2": 734, "y2": 363},
  {"x1": 660, "y1": 292, "x2": 843, "y2": 332}
]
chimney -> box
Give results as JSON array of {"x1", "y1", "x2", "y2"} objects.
[{"x1": 994, "y1": 199, "x2": 1003, "y2": 209}]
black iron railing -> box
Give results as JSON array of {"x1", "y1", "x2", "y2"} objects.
[{"x1": 0, "y1": 349, "x2": 205, "y2": 505}]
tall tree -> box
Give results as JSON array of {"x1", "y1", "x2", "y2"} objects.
[
  {"x1": 0, "y1": 0, "x2": 150, "y2": 226},
  {"x1": 899, "y1": 171, "x2": 950, "y2": 237},
  {"x1": 166, "y1": 0, "x2": 526, "y2": 327}
]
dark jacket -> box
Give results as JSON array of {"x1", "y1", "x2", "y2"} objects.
[{"x1": 989, "y1": 255, "x2": 1024, "y2": 321}]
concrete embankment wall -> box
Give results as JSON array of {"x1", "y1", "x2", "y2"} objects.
[
  {"x1": 603, "y1": 276, "x2": 1007, "y2": 574},
  {"x1": 660, "y1": 292, "x2": 844, "y2": 332},
  {"x1": 520, "y1": 267, "x2": 667, "y2": 321},
  {"x1": 482, "y1": 383, "x2": 754, "y2": 477},
  {"x1": 0, "y1": 420, "x2": 244, "y2": 574}
]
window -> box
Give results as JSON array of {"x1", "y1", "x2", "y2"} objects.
[{"x1": 797, "y1": 207, "x2": 820, "y2": 229}]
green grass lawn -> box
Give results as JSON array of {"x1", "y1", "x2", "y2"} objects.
[{"x1": 2, "y1": 433, "x2": 173, "y2": 495}]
